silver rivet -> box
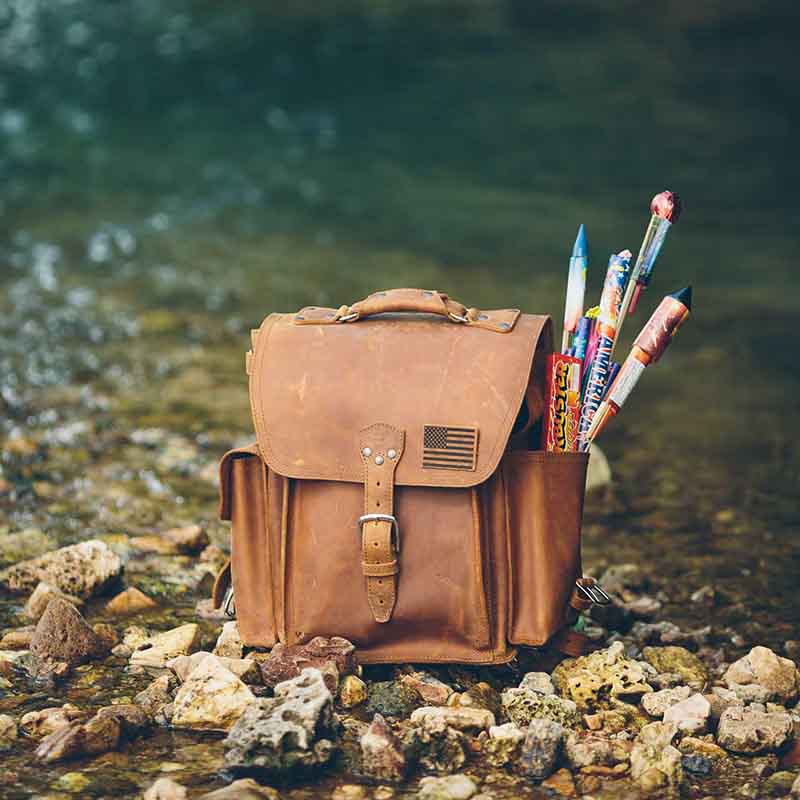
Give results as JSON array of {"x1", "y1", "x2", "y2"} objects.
[
  {"x1": 478, "y1": 314, "x2": 488, "y2": 320},
  {"x1": 500, "y1": 322, "x2": 510, "y2": 329},
  {"x1": 362, "y1": 447, "x2": 372, "y2": 457},
  {"x1": 423, "y1": 291, "x2": 433, "y2": 297},
  {"x1": 296, "y1": 315, "x2": 305, "y2": 321},
  {"x1": 374, "y1": 455, "x2": 384, "y2": 465},
  {"x1": 387, "y1": 449, "x2": 397, "y2": 459}
]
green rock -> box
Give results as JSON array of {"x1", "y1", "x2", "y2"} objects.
[
  {"x1": 365, "y1": 681, "x2": 423, "y2": 718},
  {"x1": 642, "y1": 646, "x2": 708, "y2": 691},
  {"x1": 57, "y1": 772, "x2": 91, "y2": 793},
  {"x1": 501, "y1": 688, "x2": 581, "y2": 729}
]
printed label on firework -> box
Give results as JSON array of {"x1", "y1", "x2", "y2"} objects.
[
  {"x1": 608, "y1": 358, "x2": 645, "y2": 407},
  {"x1": 542, "y1": 353, "x2": 582, "y2": 452}
]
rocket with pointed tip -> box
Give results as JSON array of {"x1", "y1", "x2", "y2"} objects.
[
  {"x1": 561, "y1": 224, "x2": 588, "y2": 353},
  {"x1": 582, "y1": 286, "x2": 692, "y2": 448}
]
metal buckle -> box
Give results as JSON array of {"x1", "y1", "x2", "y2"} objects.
[
  {"x1": 337, "y1": 311, "x2": 358, "y2": 322},
  {"x1": 448, "y1": 312, "x2": 469, "y2": 323},
  {"x1": 576, "y1": 580, "x2": 611, "y2": 605},
  {"x1": 358, "y1": 513, "x2": 400, "y2": 553},
  {"x1": 222, "y1": 587, "x2": 236, "y2": 618}
]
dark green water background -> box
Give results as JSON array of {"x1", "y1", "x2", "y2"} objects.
[{"x1": 0, "y1": 1, "x2": 798, "y2": 796}]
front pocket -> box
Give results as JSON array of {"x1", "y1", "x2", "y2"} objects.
[
  {"x1": 285, "y1": 480, "x2": 493, "y2": 661},
  {"x1": 220, "y1": 448, "x2": 278, "y2": 648},
  {"x1": 504, "y1": 450, "x2": 589, "y2": 646}
]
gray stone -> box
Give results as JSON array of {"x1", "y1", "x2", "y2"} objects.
[
  {"x1": 134, "y1": 674, "x2": 177, "y2": 721},
  {"x1": 716, "y1": 705, "x2": 794, "y2": 754},
  {"x1": 410, "y1": 706, "x2": 495, "y2": 731},
  {"x1": 630, "y1": 740, "x2": 683, "y2": 794},
  {"x1": 519, "y1": 718, "x2": 564, "y2": 780},
  {"x1": 400, "y1": 671, "x2": 453, "y2": 705},
  {"x1": 642, "y1": 685, "x2": 693, "y2": 718},
  {"x1": 483, "y1": 723, "x2": 525, "y2": 767},
  {"x1": 213, "y1": 620, "x2": 244, "y2": 659},
  {"x1": 129, "y1": 623, "x2": 200, "y2": 668},
  {"x1": 0, "y1": 539, "x2": 121, "y2": 598},
  {"x1": 417, "y1": 775, "x2": 477, "y2": 800},
  {"x1": 30, "y1": 598, "x2": 108, "y2": 668},
  {"x1": 366, "y1": 680, "x2": 424, "y2": 718},
  {"x1": 167, "y1": 651, "x2": 258, "y2": 684},
  {"x1": 143, "y1": 778, "x2": 187, "y2": 800},
  {"x1": 408, "y1": 714, "x2": 467, "y2": 774},
  {"x1": 723, "y1": 646, "x2": 799, "y2": 705},
  {"x1": 501, "y1": 687, "x2": 580, "y2": 728},
  {"x1": 224, "y1": 667, "x2": 337, "y2": 777},
  {"x1": 662, "y1": 693, "x2": 711, "y2": 734},
  {"x1": 519, "y1": 672, "x2": 555, "y2": 695},
  {"x1": 198, "y1": 780, "x2": 279, "y2": 799},
  {"x1": 19, "y1": 704, "x2": 88, "y2": 738},
  {"x1": 360, "y1": 713, "x2": 407, "y2": 782},
  {"x1": 564, "y1": 731, "x2": 630, "y2": 769}
]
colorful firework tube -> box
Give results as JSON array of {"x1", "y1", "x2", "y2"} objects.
[
  {"x1": 585, "y1": 286, "x2": 692, "y2": 445},
  {"x1": 541, "y1": 353, "x2": 583, "y2": 452},
  {"x1": 561, "y1": 224, "x2": 588, "y2": 353},
  {"x1": 610, "y1": 190, "x2": 683, "y2": 359},
  {"x1": 571, "y1": 316, "x2": 592, "y2": 361},
  {"x1": 581, "y1": 306, "x2": 601, "y2": 388},
  {"x1": 577, "y1": 251, "x2": 632, "y2": 449},
  {"x1": 601, "y1": 361, "x2": 621, "y2": 400}
]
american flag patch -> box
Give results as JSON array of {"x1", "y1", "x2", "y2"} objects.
[{"x1": 422, "y1": 425, "x2": 479, "y2": 471}]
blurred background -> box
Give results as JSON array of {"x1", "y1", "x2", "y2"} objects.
[{"x1": 1, "y1": 0, "x2": 798, "y2": 644}]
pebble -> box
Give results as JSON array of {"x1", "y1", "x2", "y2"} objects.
[
  {"x1": 662, "y1": 692, "x2": 711, "y2": 734},
  {"x1": 501, "y1": 687, "x2": 580, "y2": 728},
  {"x1": 212, "y1": 620, "x2": 244, "y2": 659},
  {"x1": 339, "y1": 674, "x2": 368, "y2": 709},
  {"x1": 131, "y1": 524, "x2": 209, "y2": 555},
  {"x1": 171, "y1": 654, "x2": 255, "y2": 731},
  {"x1": 257, "y1": 636, "x2": 356, "y2": 690},
  {"x1": 417, "y1": 774, "x2": 477, "y2": 800},
  {"x1": 563, "y1": 731, "x2": 631, "y2": 770},
  {"x1": 518, "y1": 671, "x2": 555, "y2": 695},
  {"x1": 541, "y1": 768, "x2": 577, "y2": 797},
  {"x1": 198, "y1": 779, "x2": 280, "y2": 799},
  {"x1": 716, "y1": 705, "x2": 794, "y2": 754},
  {"x1": 723, "y1": 645, "x2": 799, "y2": 705},
  {"x1": 30, "y1": 597, "x2": 109, "y2": 668},
  {"x1": 19, "y1": 704, "x2": 87, "y2": 738},
  {"x1": 167, "y1": 651, "x2": 259, "y2": 684},
  {"x1": 129, "y1": 624, "x2": 200, "y2": 668},
  {"x1": 519, "y1": 718, "x2": 564, "y2": 779},
  {"x1": 366, "y1": 680, "x2": 424, "y2": 718},
  {"x1": 483, "y1": 723, "x2": 524, "y2": 767},
  {"x1": 0, "y1": 539, "x2": 122, "y2": 599},
  {"x1": 104, "y1": 587, "x2": 157, "y2": 616},
  {"x1": 23, "y1": 581, "x2": 84, "y2": 621},
  {"x1": 400, "y1": 671, "x2": 453, "y2": 705},
  {"x1": 641, "y1": 645, "x2": 708, "y2": 690},
  {"x1": 0, "y1": 627, "x2": 34, "y2": 649},
  {"x1": 410, "y1": 706, "x2": 495, "y2": 731},
  {"x1": 134, "y1": 674, "x2": 177, "y2": 721},
  {"x1": 0, "y1": 714, "x2": 17, "y2": 750},
  {"x1": 143, "y1": 777, "x2": 188, "y2": 800},
  {"x1": 641, "y1": 684, "x2": 692, "y2": 717},
  {"x1": 360, "y1": 713, "x2": 408, "y2": 782}
]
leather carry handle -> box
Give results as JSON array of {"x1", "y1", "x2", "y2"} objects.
[{"x1": 339, "y1": 288, "x2": 474, "y2": 323}]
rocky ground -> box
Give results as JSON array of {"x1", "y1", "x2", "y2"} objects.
[{"x1": 1, "y1": 519, "x2": 799, "y2": 799}]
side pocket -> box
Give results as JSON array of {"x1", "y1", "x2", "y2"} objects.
[
  {"x1": 219, "y1": 446, "x2": 277, "y2": 648},
  {"x1": 505, "y1": 450, "x2": 589, "y2": 646}
]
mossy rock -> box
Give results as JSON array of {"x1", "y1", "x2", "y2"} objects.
[
  {"x1": 641, "y1": 647, "x2": 708, "y2": 691},
  {"x1": 365, "y1": 681, "x2": 423, "y2": 718}
]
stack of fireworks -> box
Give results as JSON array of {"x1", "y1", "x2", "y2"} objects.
[{"x1": 542, "y1": 190, "x2": 691, "y2": 453}]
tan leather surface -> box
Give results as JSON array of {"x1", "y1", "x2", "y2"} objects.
[
  {"x1": 504, "y1": 450, "x2": 589, "y2": 646},
  {"x1": 211, "y1": 558, "x2": 231, "y2": 609},
  {"x1": 359, "y1": 423, "x2": 405, "y2": 622},
  {"x1": 249, "y1": 310, "x2": 550, "y2": 488}
]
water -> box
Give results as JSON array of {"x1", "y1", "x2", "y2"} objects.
[{"x1": 1, "y1": 2, "x2": 798, "y2": 796}]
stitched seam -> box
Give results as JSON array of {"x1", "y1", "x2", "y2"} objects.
[
  {"x1": 279, "y1": 477, "x2": 290, "y2": 644},
  {"x1": 470, "y1": 486, "x2": 491, "y2": 649},
  {"x1": 260, "y1": 457, "x2": 277, "y2": 646}
]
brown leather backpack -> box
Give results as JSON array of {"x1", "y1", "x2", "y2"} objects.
[{"x1": 212, "y1": 289, "x2": 606, "y2": 664}]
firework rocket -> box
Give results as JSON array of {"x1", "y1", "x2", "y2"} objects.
[
  {"x1": 561, "y1": 224, "x2": 588, "y2": 353},
  {"x1": 584, "y1": 286, "x2": 692, "y2": 446},
  {"x1": 577, "y1": 250, "x2": 632, "y2": 449},
  {"x1": 610, "y1": 191, "x2": 682, "y2": 361}
]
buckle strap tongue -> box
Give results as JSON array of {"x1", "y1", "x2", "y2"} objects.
[{"x1": 359, "y1": 423, "x2": 405, "y2": 623}]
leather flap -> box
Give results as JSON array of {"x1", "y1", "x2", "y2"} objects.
[{"x1": 249, "y1": 311, "x2": 552, "y2": 488}]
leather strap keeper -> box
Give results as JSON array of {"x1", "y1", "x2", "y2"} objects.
[{"x1": 359, "y1": 423, "x2": 405, "y2": 623}]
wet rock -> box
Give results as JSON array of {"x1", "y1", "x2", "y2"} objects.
[
  {"x1": 551, "y1": 643, "x2": 654, "y2": 711},
  {"x1": 360, "y1": 713, "x2": 408, "y2": 782},
  {"x1": 451, "y1": 682, "x2": 501, "y2": 717},
  {"x1": 19, "y1": 704, "x2": 88, "y2": 738},
  {"x1": 682, "y1": 753, "x2": 713, "y2": 776},
  {"x1": 213, "y1": 620, "x2": 243, "y2": 659},
  {"x1": 198, "y1": 779, "x2": 280, "y2": 799},
  {"x1": 729, "y1": 682, "x2": 772, "y2": 703},
  {"x1": 519, "y1": 671, "x2": 555, "y2": 695},
  {"x1": 723, "y1": 646, "x2": 799, "y2": 705},
  {"x1": 23, "y1": 581, "x2": 83, "y2": 621},
  {"x1": 0, "y1": 539, "x2": 121, "y2": 599},
  {"x1": 501, "y1": 687, "x2": 580, "y2": 728},
  {"x1": 167, "y1": 651, "x2": 258, "y2": 683},
  {"x1": 0, "y1": 626, "x2": 34, "y2": 649},
  {"x1": 104, "y1": 587, "x2": 157, "y2": 616},
  {"x1": 131, "y1": 524, "x2": 209, "y2": 555},
  {"x1": 30, "y1": 597, "x2": 109, "y2": 668},
  {"x1": 642, "y1": 685, "x2": 693, "y2": 717},
  {"x1": 224, "y1": 668, "x2": 337, "y2": 778},
  {"x1": 630, "y1": 738, "x2": 683, "y2": 795},
  {"x1": 716, "y1": 705, "x2": 794, "y2": 754},
  {"x1": 172, "y1": 654, "x2": 255, "y2": 731},
  {"x1": 519, "y1": 718, "x2": 564, "y2": 780},
  {"x1": 678, "y1": 736, "x2": 728, "y2": 761},
  {"x1": 411, "y1": 706, "x2": 495, "y2": 731},
  {"x1": 258, "y1": 636, "x2": 356, "y2": 690},
  {"x1": 339, "y1": 674, "x2": 368, "y2": 709},
  {"x1": 707, "y1": 685, "x2": 745, "y2": 721},
  {"x1": 93, "y1": 621, "x2": 119, "y2": 651},
  {"x1": 417, "y1": 774, "x2": 477, "y2": 800},
  {"x1": 134, "y1": 674, "x2": 178, "y2": 721},
  {"x1": 35, "y1": 712, "x2": 120, "y2": 763},
  {"x1": 663, "y1": 693, "x2": 711, "y2": 734},
  {"x1": 641, "y1": 646, "x2": 708, "y2": 691},
  {"x1": 112, "y1": 625, "x2": 151, "y2": 658},
  {"x1": 637, "y1": 720, "x2": 680, "y2": 749},
  {"x1": 367, "y1": 680, "x2": 424, "y2": 718},
  {"x1": 0, "y1": 714, "x2": 17, "y2": 751},
  {"x1": 129, "y1": 623, "x2": 200, "y2": 668},
  {"x1": 564, "y1": 731, "x2": 631, "y2": 770},
  {"x1": 400, "y1": 671, "x2": 453, "y2": 705},
  {"x1": 409, "y1": 714, "x2": 467, "y2": 773},
  {"x1": 541, "y1": 768, "x2": 577, "y2": 797},
  {"x1": 143, "y1": 777, "x2": 188, "y2": 800},
  {"x1": 483, "y1": 722, "x2": 524, "y2": 767}
]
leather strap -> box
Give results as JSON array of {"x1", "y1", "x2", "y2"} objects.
[
  {"x1": 359, "y1": 423, "x2": 405, "y2": 623},
  {"x1": 552, "y1": 577, "x2": 611, "y2": 657},
  {"x1": 211, "y1": 558, "x2": 231, "y2": 609}
]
